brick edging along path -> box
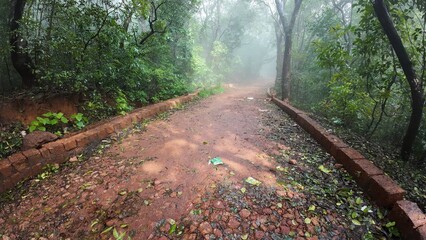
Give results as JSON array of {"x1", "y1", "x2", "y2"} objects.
[
  {"x1": 267, "y1": 90, "x2": 426, "y2": 240},
  {"x1": 0, "y1": 92, "x2": 198, "y2": 194}
]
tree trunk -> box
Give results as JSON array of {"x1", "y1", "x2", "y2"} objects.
[
  {"x1": 281, "y1": 33, "x2": 292, "y2": 99},
  {"x1": 275, "y1": 0, "x2": 302, "y2": 100},
  {"x1": 373, "y1": 0, "x2": 425, "y2": 161},
  {"x1": 9, "y1": 0, "x2": 36, "y2": 88},
  {"x1": 274, "y1": 22, "x2": 283, "y2": 88}
]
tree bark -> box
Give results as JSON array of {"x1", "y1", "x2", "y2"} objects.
[
  {"x1": 373, "y1": 0, "x2": 425, "y2": 161},
  {"x1": 275, "y1": 0, "x2": 302, "y2": 100},
  {"x1": 9, "y1": 0, "x2": 36, "y2": 88}
]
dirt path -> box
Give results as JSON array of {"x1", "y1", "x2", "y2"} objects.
[{"x1": 0, "y1": 84, "x2": 394, "y2": 240}]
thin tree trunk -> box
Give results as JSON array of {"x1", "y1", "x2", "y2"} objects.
[
  {"x1": 373, "y1": 0, "x2": 425, "y2": 161},
  {"x1": 275, "y1": 0, "x2": 302, "y2": 100},
  {"x1": 9, "y1": 0, "x2": 36, "y2": 88}
]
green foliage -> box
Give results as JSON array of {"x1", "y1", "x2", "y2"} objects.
[
  {"x1": 37, "y1": 163, "x2": 60, "y2": 180},
  {"x1": 70, "y1": 113, "x2": 89, "y2": 130},
  {"x1": 29, "y1": 112, "x2": 69, "y2": 135},
  {"x1": 115, "y1": 91, "x2": 133, "y2": 115},
  {"x1": 82, "y1": 91, "x2": 115, "y2": 122},
  {"x1": 0, "y1": 123, "x2": 24, "y2": 158},
  {"x1": 291, "y1": 0, "x2": 426, "y2": 160},
  {"x1": 29, "y1": 112, "x2": 88, "y2": 135}
]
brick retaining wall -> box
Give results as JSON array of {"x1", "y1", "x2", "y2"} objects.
[{"x1": 267, "y1": 90, "x2": 426, "y2": 240}]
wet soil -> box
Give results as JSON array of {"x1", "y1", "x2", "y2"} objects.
[{"x1": 0, "y1": 84, "x2": 396, "y2": 239}]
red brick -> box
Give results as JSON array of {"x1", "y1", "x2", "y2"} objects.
[
  {"x1": 9, "y1": 173, "x2": 25, "y2": 185},
  {"x1": 367, "y1": 175, "x2": 405, "y2": 208},
  {"x1": 388, "y1": 200, "x2": 426, "y2": 237},
  {"x1": 45, "y1": 141, "x2": 66, "y2": 154},
  {"x1": 335, "y1": 147, "x2": 365, "y2": 165},
  {"x1": 96, "y1": 126, "x2": 110, "y2": 140},
  {"x1": 38, "y1": 147, "x2": 51, "y2": 164},
  {"x1": 0, "y1": 179, "x2": 14, "y2": 193},
  {"x1": 130, "y1": 114, "x2": 139, "y2": 124},
  {"x1": 344, "y1": 159, "x2": 384, "y2": 188},
  {"x1": 0, "y1": 159, "x2": 15, "y2": 178},
  {"x1": 118, "y1": 117, "x2": 132, "y2": 129},
  {"x1": 61, "y1": 137, "x2": 77, "y2": 151},
  {"x1": 322, "y1": 134, "x2": 347, "y2": 154},
  {"x1": 22, "y1": 149, "x2": 42, "y2": 165},
  {"x1": 75, "y1": 133, "x2": 92, "y2": 147},
  {"x1": 273, "y1": 99, "x2": 297, "y2": 118},
  {"x1": 8, "y1": 153, "x2": 29, "y2": 173},
  {"x1": 108, "y1": 120, "x2": 120, "y2": 132},
  {"x1": 27, "y1": 163, "x2": 44, "y2": 177},
  {"x1": 104, "y1": 124, "x2": 115, "y2": 134}
]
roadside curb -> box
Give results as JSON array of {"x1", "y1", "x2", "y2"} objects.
[
  {"x1": 0, "y1": 92, "x2": 198, "y2": 194},
  {"x1": 267, "y1": 89, "x2": 426, "y2": 240}
]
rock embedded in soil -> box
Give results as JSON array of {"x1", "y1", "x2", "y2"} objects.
[
  {"x1": 198, "y1": 221, "x2": 213, "y2": 235},
  {"x1": 239, "y1": 209, "x2": 251, "y2": 218},
  {"x1": 22, "y1": 131, "x2": 58, "y2": 150},
  {"x1": 228, "y1": 217, "x2": 240, "y2": 229},
  {"x1": 255, "y1": 230, "x2": 265, "y2": 239}
]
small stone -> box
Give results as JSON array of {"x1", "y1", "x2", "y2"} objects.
[
  {"x1": 182, "y1": 234, "x2": 197, "y2": 240},
  {"x1": 170, "y1": 192, "x2": 177, "y2": 198},
  {"x1": 213, "y1": 229, "x2": 223, "y2": 238},
  {"x1": 189, "y1": 224, "x2": 198, "y2": 233},
  {"x1": 0, "y1": 218, "x2": 4, "y2": 225},
  {"x1": 106, "y1": 218, "x2": 118, "y2": 227},
  {"x1": 255, "y1": 230, "x2": 265, "y2": 239},
  {"x1": 199, "y1": 222, "x2": 213, "y2": 235},
  {"x1": 69, "y1": 156, "x2": 78, "y2": 162},
  {"x1": 228, "y1": 217, "x2": 240, "y2": 229},
  {"x1": 280, "y1": 225, "x2": 290, "y2": 234},
  {"x1": 334, "y1": 163, "x2": 343, "y2": 169},
  {"x1": 158, "y1": 236, "x2": 168, "y2": 240},
  {"x1": 263, "y1": 208, "x2": 272, "y2": 214},
  {"x1": 289, "y1": 159, "x2": 297, "y2": 165},
  {"x1": 239, "y1": 209, "x2": 251, "y2": 218},
  {"x1": 22, "y1": 131, "x2": 58, "y2": 150},
  {"x1": 213, "y1": 200, "x2": 225, "y2": 209}
]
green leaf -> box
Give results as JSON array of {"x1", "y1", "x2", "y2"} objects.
[
  {"x1": 29, "y1": 126, "x2": 37, "y2": 132},
  {"x1": 101, "y1": 226, "x2": 113, "y2": 234},
  {"x1": 351, "y1": 212, "x2": 358, "y2": 219},
  {"x1": 385, "y1": 221, "x2": 396, "y2": 228},
  {"x1": 318, "y1": 165, "x2": 331, "y2": 174},
  {"x1": 75, "y1": 113, "x2": 83, "y2": 121},
  {"x1": 38, "y1": 126, "x2": 46, "y2": 131},
  {"x1": 352, "y1": 219, "x2": 361, "y2": 226},
  {"x1": 169, "y1": 223, "x2": 177, "y2": 235},
  {"x1": 355, "y1": 197, "x2": 363, "y2": 205},
  {"x1": 245, "y1": 177, "x2": 261, "y2": 186},
  {"x1": 43, "y1": 112, "x2": 53, "y2": 117},
  {"x1": 61, "y1": 117, "x2": 69, "y2": 124},
  {"x1": 113, "y1": 228, "x2": 120, "y2": 238},
  {"x1": 308, "y1": 205, "x2": 316, "y2": 211},
  {"x1": 304, "y1": 218, "x2": 311, "y2": 224}
]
